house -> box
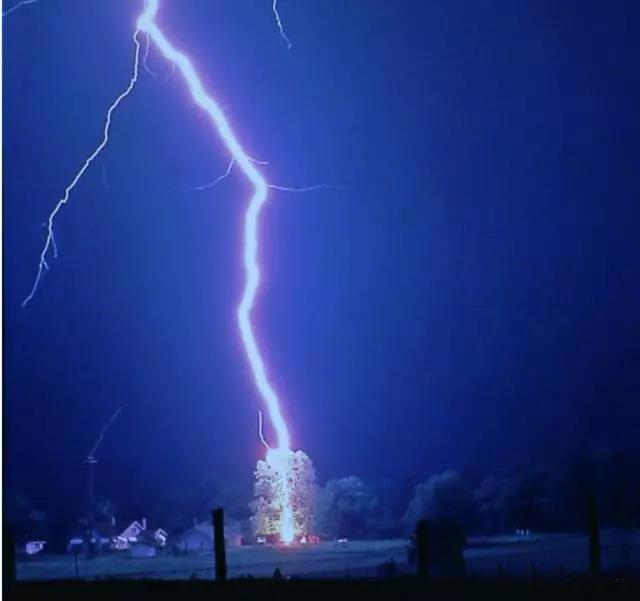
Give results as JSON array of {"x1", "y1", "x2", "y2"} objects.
[
  {"x1": 171, "y1": 524, "x2": 213, "y2": 553},
  {"x1": 19, "y1": 540, "x2": 46, "y2": 556},
  {"x1": 112, "y1": 517, "x2": 167, "y2": 551},
  {"x1": 171, "y1": 520, "x2": 242, "y2": 553},
  {"x1": 130, "y1": 531, "x2": 160, "y2": 558},
  {"x1": 113, "y1": 518, "x2": 146, "y2": 550},
  {"x1": 151, "y1": 527, "x2": 168, "y2": 547},
  {"x1": 66, "y1": 517, "x2": 167, "y2": 553}
]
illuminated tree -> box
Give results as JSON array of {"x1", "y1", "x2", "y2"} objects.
[
  {"x1": 403, "y1": 471, "x2": 479, "y2": 534},
  {"x1": 250, "y1": 450, "x2": 318, "y2": 540},
  {"x1": 316, "y1": 476, "x2": 379, "y2": 539}
]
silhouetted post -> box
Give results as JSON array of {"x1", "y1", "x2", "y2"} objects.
[
  {"x1": 3, "y1": 527, "x2": 16, "y2": 594},
  {"x1": 587, "y1": 492, "x2": 600, "y2": 575},
  {"x1": 212, "y1": 508, "x2": 227, "y2": 582},
  {"x1": 415, "y1": 519, "x2": 429, "y2": 577}
]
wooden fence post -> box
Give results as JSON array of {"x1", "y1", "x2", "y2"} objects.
[
  {"x1": 212, "y1": 507, "x2": 227, "y2": 582},
  {"x1": 416, "y1": 519, "x2": 429, "y2": 577}
]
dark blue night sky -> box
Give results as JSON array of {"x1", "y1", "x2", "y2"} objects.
[{"x1": 4, "y1": 0, "x2": 640, "y2": 514}]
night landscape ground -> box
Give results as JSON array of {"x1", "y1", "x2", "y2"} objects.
[{"x1": 16, "y1": 531, "x2": 640, "y2": 581}]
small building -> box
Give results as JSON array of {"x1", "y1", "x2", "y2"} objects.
[
  {"x1": 67, "y1": 537, "x2": 84, "y2": 554},
  {"x1": 151, "y1": 528, "x2": 168, "y2": 547},
  {"x1": 171, "y1": 525, "x2": 213, "y2": 553},
  {"x1": 66, "y1": 517, "x2": 167, "y2": 553},
  {"x1": 112, "y1": 517, "x2": 166, "y2": 550},
  {"x1": 19, "y1": 540, "x2": 46, "y2": 556},
  {"x1": 130, "y1": 532, "x2": 160, "y2": 558},
  {"x1": 171, "y1": 520, "x2": 242, "y2": 553},
  {"x1": 113, "y1": 518, "x2": 146, "y2": 550}
]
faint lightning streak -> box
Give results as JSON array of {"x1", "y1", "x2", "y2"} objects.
[
  {"x1": 189, "y1": 156, "x2": 269, "y2": 191},
  {"x1": 21, "y1": 30, "x2": 142, "y2": 307},
  {"x1": 137, "y1": 0, "x2": 292, "y2": 453},
  {"x1": 258, "y1": 410, "x2": 270, "y2": 450},
  {"x1": 143, "y1": 33, "x2": 157, "y2": 77},
  {"x1": 269, "y1": 183, "x2": 348, "y2": 193},
  {"x1": 2, "y1": 0, "x2": 39, "y2": 17},
  {"x1": 48, "y1": 228, "x2": 58, "y2": 258},
  {"x1": 87, "y1": 407, "x2": 123, "y2": 460},
  {"x1": 248, "y1": 156, "x2": 270, "y2": 166},
  {"x1": 272, "y1": 0, "x2": 292, "y2": 50},
  {"x1": 189, "y1": 158, "x2": 235, "y2": 191}
]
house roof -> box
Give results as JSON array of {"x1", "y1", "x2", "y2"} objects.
[
  {"x1": 116, "y1": 521, "x2": 167, "y2": 538},
  {"x1": 194, "y1": 523, "x2": 214, "y2": 537},
  {"x1": 169, "y1": 520, "x2": 241, "y2": 545},
  {"x1": 118, "y1": 520, "x2": 144, "y2": 535},
  {"x1": 169, "y1": 526, "x2": 213, "y2": 547}
]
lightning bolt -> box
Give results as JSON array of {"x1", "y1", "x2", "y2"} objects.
[
  {"x1": 21, "y1": 29, "x2": 143, "y2": 307},
  {"x1": 142, "y1": 33, "x2": 157, "y2": 78},
  {"x1": 137, "y1": 0, "x2": 297, "y2": 542},
  {"x1": 87, "y1": 407, "x2": 123, "y2": 461},
  {"x1": 272, "y1": 0, "x2": 292, "y2": 50},
  {"x1": 258, "y1": 410, "x2": 270, "y2": 451},
  {"x1": 189, "y1": 160, "x2": 342, "y2": 196},
  {"x1": 2, "y1": 0, "x2": 39, "y2": 18},
  {"x1": 19, "y1": 0, "x2": 308, "y2": 543}
]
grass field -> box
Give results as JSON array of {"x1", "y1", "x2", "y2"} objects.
[{"x1": 16, "y1": 530, "x2": 640, "y2": 581}]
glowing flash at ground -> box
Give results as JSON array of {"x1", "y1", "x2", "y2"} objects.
[
  {"x1": 138, "y1": 0, "x2": 295, "y2": 543},
  {"x1": 272, "y1": 0, "x2": 292, "y2": 50},
  {"x1": 21, "y1": 30, "x2": 143, "y2": 307}
]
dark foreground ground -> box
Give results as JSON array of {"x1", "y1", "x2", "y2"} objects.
[
  {"x1": 15, "y1": 530, "x2": 640, "y2": 581},
  {"x1": 7, "y1": 575, "x2": 640, "y2": 601},
  {"x1": 8, "y1": 531, "x2": 640, "y2": 599}
]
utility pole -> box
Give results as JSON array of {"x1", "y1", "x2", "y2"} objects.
[
  {"x1": 83, "y1": 407, "x2": 122, "y2": 524},
  {"x1": 84, "y1": 455, "x2": 98, "y2": 522}
]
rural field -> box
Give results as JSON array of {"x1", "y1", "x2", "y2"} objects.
[{"x1": 16, "y1": 530, "x2": 640, "y2": 581}]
